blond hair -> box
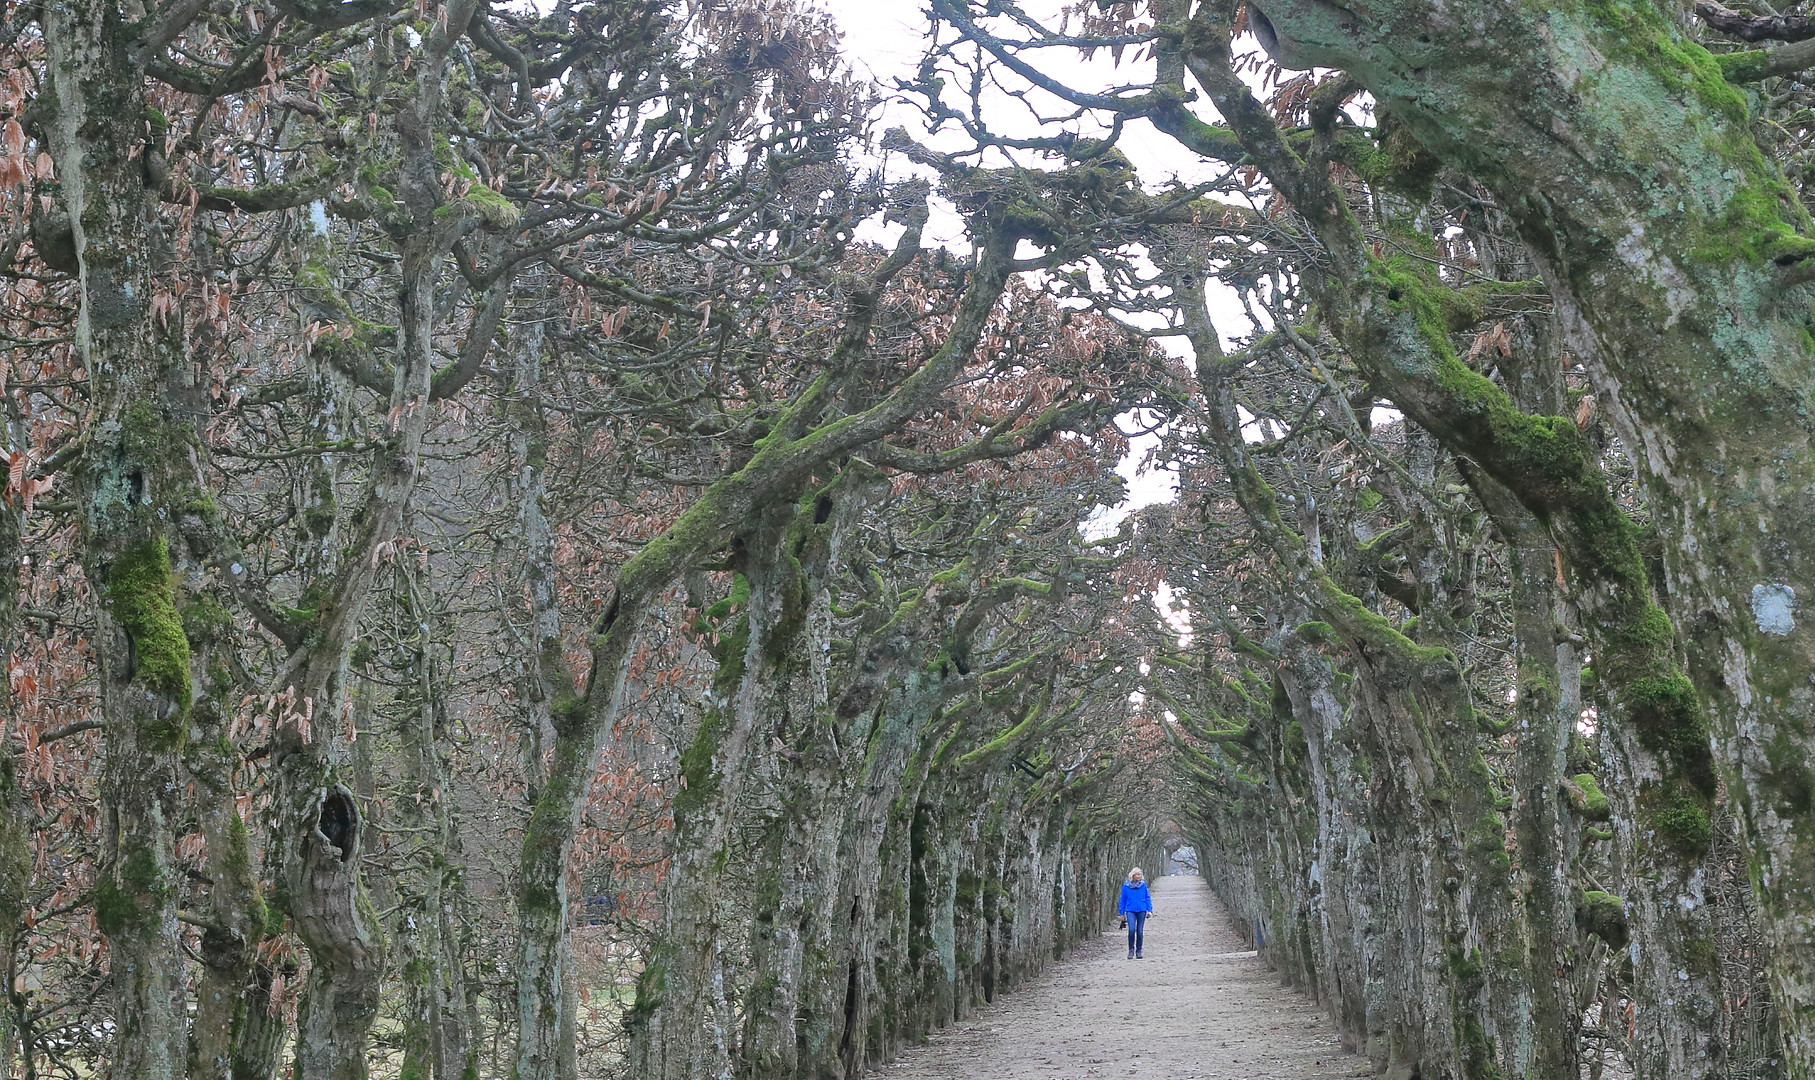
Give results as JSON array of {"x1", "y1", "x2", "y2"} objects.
[{"x1": 1128, "y1": 866, "x2": 1144, "y2": 882}]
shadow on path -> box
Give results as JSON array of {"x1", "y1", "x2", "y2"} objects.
[{"x1": 869, "y1": 876, "x2": 1369, "y2": 1079}]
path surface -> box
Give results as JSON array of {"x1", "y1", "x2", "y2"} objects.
[{"x1": 870, "y1": 876, "x2": 1368, "y2": 1079}]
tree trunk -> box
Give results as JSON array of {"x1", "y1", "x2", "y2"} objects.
[
  {"x1": 395, "y1": 567, "x2": 472, "y2": 1080},
  {"x1": 1277, "y1": 629, "x2": 1377, "y2": 1054},
  {"x1": 274, "y1": 2, "x2": 492, "y2": 1066},
  {"x1": 229, "y1": 961, "x2": 292, "y2": 1080},
  {"x1": 1475, "y1": 473, "x2": 1585, "y2": 1079},
  {"x1": 187, "y1": 690, "x2": 266, "y2": 1080},
  {"x1": 1189, "y1": 332, "x2": 1524, "y2": 1077},
  {"x1": 0, "y1": 403, "x2": 25, "y2": 1080},
  {"x1": 506, "y1": 315, "x2": 583, "y2": 1080},
  {"x1": 38, "y1": 1, "x2": 192, "y2": 1073},
  {"x1": 1245, "y1": 1, "x2": 1815, "y2": 1067},
  {"x1": 634, "y1": 502, "x2": 814, "y2": 1080},
  {"x1": 740, "y1": 484, "x2": 868, "y2": 1080},
  {"x1": 1137, "y1": 7, "x2": 1739, "y2": 1068}
]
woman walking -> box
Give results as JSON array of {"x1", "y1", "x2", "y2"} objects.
[{"x1": 1118, "y1": 867, "x2": 1154, "y2": 959}]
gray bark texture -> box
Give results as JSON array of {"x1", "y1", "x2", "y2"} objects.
[
  {"x1": 1240, "y1": 1, "x2": 1815, "y2": 1068},
  {"x1": 39, "y1": 1, "x2": 193, "y2": 1073}
]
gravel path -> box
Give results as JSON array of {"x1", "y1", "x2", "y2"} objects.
[{"x1": 869, "y1": 875, "x2": 1369, "y2": 1079}]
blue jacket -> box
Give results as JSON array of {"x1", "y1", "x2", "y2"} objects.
[{"x1": 1118, "y1": 880, "x2": 1153, "y2": 915}]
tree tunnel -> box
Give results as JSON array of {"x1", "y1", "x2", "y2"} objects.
[{"x1": 3, "y1": 0, "x2": 1813, "y2": 1078}]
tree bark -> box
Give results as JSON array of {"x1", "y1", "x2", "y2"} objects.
[
  {"x1": 393, "y1": 567, "x2": 472, "y2": 1080},
  {"x1": 271, "y1": 9, "x2": 491, "y2": 1068},
  {"x1": 1276, "y1": 628, "x2": 1377, "y2": 1053},
  {"x1": 505, "y1": 315, "x2": 584, "y2": 1080},
  {"x1": 39, "y1": 1, "x2": 192, "y2": 1073},
  {"x1": 1243, "y1": 0, "x2": 1815, "y2": 1067},
  {"x1": 1477, "y1": 471, "x2": 1586, "y2": 1079},
  {"x1": 740, "y1": 480, "x2": 873, "y2": 1080}
]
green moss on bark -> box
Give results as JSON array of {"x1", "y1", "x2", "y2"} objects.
[
  {"x1": 433, "y1": 184, "x2": 521, "y2": 230},
  {"x1": 1566, "y1": 0, "x2": 1815, "y2": 266},
  {"x1": 518, "y1": 735, "x2": 592, "y2": 921},
  {"x1": 1446, "y1": 946, "x2": 1504, "y2": 1078},
  {"x1": 108, "y1": 537, "x2": 192, "y2": 724},
  {"x1": 1569, "y1": 773, "x2": 1613, "y2": 821},
  {"x1": 701, "y1": 573, "x2": 751, "y2": 622},
  {"x1": 1602, "y1": 608, "x2": 1717, "y2": 799},
  {"x1": 1294, "y1": 621, "x2": 1339, "y2": 647},
  {"x1": 180, "y1": 593, "x2": 234, "y2": 647},
  {"x1": 624, "y1": 952, "x2": 665, "y2": 1035},
  {"x1": 1646, "y1": 782, "x2": 1713, "y2": 853},
  {"x1": 1352, "y1": 112, "x2": 1442, "y2": 199},
  {"x1": 1362, "y1": 250, "x2": 1719, "y2": 851},
  {"x1": 1571, "y1": 0, "x2": 1746, "y2": 118},
  {"x1": 671, "y1": 712, "x2": 725, "y2": 819},
  {"x1": 121, "y1": 398, "x2": 183, "y2": 464},
  {"x1": 225, "y1": 812, "x2": 270, "y2": 936},
  {"x1": 763, "y1": 554, "x2": 808, "y2": 665},
  {"x1": 710, "y1": 613, "x2": 750, "y2": 683},
  {"x1": 95, "y1": 843, "x2": 169, "y2": 936},
  {"x1": 1576, "y1": 890, "x2": 1629, "y2": 948}
]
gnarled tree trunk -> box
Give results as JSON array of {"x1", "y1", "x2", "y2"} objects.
[
  {"x1": 39, "y1": 2, "x2": 192, "y2": 1073},
  {"x1": 1244, "y1": 0, "x2": 1815, "y2": 1068}
]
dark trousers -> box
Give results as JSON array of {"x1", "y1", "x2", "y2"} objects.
[{"x1": 1126, "y1": 910, "x2": 1147, "y2": 954}]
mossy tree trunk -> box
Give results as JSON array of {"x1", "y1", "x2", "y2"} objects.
[
  {"x1": 1241, "y1": 0, "x2": 1815, "y2": 1068},
  {"x1": 629, "y1": 461, "x2": 1160, "y2": 1080},
  {"x1": 266, "y1": 7, "x2": 494, "y2": 1075},
  {"x1": 503, "y1": 315, "x2": 584, "y2": 1080},
  {"x1": 38, "y1": 0, "x2": 194, "y2": 1072},
  {"x1": 637, "y1": 501, "x2": 824, "y2": 1080},
  {"x1": 836, "y1": 757, "x2": 939, "y2": 1072},
  {"x1": 808, "y1": 624, "x2": 976, "y2": 1073},
  {"x1": 1098, "y1": 7, "x2": 1736, "y2": 1070},
  {"x1": 1276, "y1": 627, "x2": 1380, "y2": 1053},
  {"x1": 1472, "y1": 472, "x2": 1587, "y2": 1078},
  {"x1": 184, "y1": 591, "x2": 265, "y2": 1080},
  {"x1": 738, "y1": 476, "x2": 879, "y2": 1080},
  {"x1": 227, "y1": 951, "x2": 293, "y2": 1080},
  {"x1": 601, "y1": 216, "x2": 1032, "y2": 1078},
  {"x1": 753, "y1": 520, "x2": 1080, "y2": 1078},
  {"x1": 1249, "y1": 652, "x2": 1320, "y2": 993},
  {"x1": 391, "y1": 564, "x2": 473, "y2": 1080}
]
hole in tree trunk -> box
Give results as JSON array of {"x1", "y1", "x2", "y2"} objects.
[
  {"x1": 813, "y1": 494, "x2": 834, "y2": 524},
  {"x1": 838, "y1": 957, "x2": 861, "y2": 1074},
  {"x1": 595, "y1": 588, "x2": 621, "y2": 632},
  {"x1": 318, "y1": 789, "x2": 357, "y2": 862},
  {"x1": 1250, "y1": 6, "x2": 1279, "y2": 53}
]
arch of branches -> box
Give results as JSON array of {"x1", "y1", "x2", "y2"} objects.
[{"x1": 2, "y1": 1, "x2": 1814, "y2": 1079}]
